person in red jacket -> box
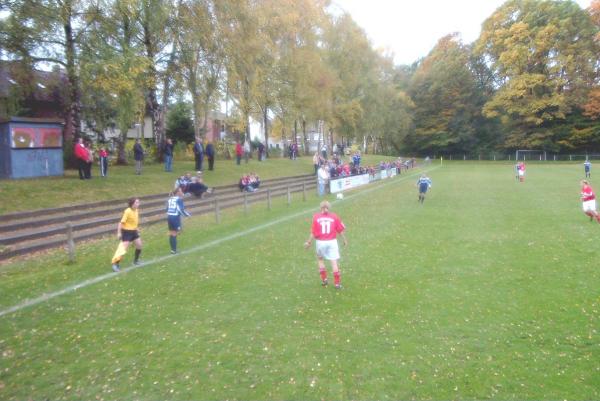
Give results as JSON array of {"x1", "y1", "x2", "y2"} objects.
[
  {"x1": 235, "y1": 141, "x2": 243, "y2": 165},
  {"x1": 74, "y1": 137, "x2": 89, "y2": 180}
]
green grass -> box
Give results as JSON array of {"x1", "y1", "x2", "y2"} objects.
[
  {"x1": 0, "y1": 155, "x2": 389, "y2": 214},
  {"x1": 0, "y1": 162, "x2": 599, "y2": 400}
]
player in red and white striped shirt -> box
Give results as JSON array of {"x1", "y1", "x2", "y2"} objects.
[
  {"x1": 580, "y1": 180, "x2": 600, "y2": 223},
  {"x1": 304, "y1": 201, "x2": 347, "y2": 289}
]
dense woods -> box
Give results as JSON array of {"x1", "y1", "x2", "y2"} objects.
[{"x1": 0, "y1": 0, "x2": 598, "y2": 156}]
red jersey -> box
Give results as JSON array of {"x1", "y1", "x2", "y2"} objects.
[
  {"x1": 311, "y1": 212, "x2": 345, "y2": 241},
  {"x1": 582, "y1": 185, "x2": 595, "y2": 201}
]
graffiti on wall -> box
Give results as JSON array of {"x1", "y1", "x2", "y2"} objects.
[{"x1": 11, "y1": 126, "x2": 62, "y2": 148}]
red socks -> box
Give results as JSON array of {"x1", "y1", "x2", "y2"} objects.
[
  {"x1": 334, "y1": 271, "x2": 341, "y2": 286},
  {"x1": 320, "y1": 269, "x2": 327, "y2": 281}
]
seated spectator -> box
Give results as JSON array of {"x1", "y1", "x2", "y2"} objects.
[
  {"x1": 239, "y1": 174, "x2": 256, "y2": 192},
  {"x1": 342, "y1": 163, "x2": 351, "y2": 176},
  {"x1": 248, "y1": 173, "x2": 260, "y2": 190},
  {"x1": 187, "y1": 176, "x2": 213, "y2": 198},
  {"x1": 174, "y1": 172, "x2": 192, "y2": 193}
]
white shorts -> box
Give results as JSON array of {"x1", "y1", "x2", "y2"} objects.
[
  {"x1": 582, "y1": 199, "x2": 596, "y2": 212},
  {"x1": 316, "y1": 239, "x2": 340, "y2": 260},
  {"x1": 518, "y1": 170, "x2": 524, "y2": 177}
]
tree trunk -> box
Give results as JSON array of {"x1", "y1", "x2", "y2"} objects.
[
  {"x1": 64, "y1": 16, "x2": 81, "y2": 142},
  {"x1": 329, "y1": 128, "x2": 334, "y2": 156},
  {"x1": 294, "y1": 119, "x2": 298, "y2": 146},
  {"x1": 302, "y1": 119, "x2": 308, "y2": 155},
  {"x1": 263, "y1": 107, "x2": 269, "y2": 158},
  {"x1": 142, "y1": 20, "x2": 164, "y2": 162},
  {"x1": 116, "y1": 135, "x2": 127, "y2": 164}
]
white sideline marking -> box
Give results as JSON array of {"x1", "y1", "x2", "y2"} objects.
[{"x1": 0, "y1": 167, "x2": 439, "y2": 318}]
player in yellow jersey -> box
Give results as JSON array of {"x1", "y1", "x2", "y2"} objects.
[{"x1": 111, "y1": 197, "x2": 143, "y2": 272}]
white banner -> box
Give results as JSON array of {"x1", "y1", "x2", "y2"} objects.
[
  {"x1": 330, "y1": 174, "x2": 370, "y2": 193},
  {"x1": 379, "y1": 167, "x2": 397, "y2": 180}
]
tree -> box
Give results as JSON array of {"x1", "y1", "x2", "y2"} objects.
[
  {"x1": 176, "y1": 0, "x2": 225, "y2": 141},
  {"x1": 0, "y1": 0, "x2": 101, "y2": 141},
  {"x1": 166, "y1": 101, "x2": 195, "y2": 143},
  {"x1": 138, "y1": 0, "x2": 173, "y2": 160},
  {"x1": 476, "y1": 0, "x2": 599, "y2": 150},
  {"x1": 82, "y1": 0, "x2": 150, "y2": 163},
  {"x1": 407, "y1": 34, "x2": 484, "y2": 155}
]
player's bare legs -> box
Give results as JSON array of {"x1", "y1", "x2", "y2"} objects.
[
  {"x1": 330, "y1": 260, "x2": 341, "y2": 289},
  {"x1": 317, "y1": 257, "x2": 328, "y2": 285}
]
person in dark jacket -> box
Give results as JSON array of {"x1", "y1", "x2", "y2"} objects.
[
  {"x1": 163, "y1": 138, "x2": 174, "y2": 172},
  {"x1": 193, "y1": 137, "x2": 204, "y2": 171},
  {"x1": 205, "y1": 141, "x2": 215, "y2": 171},
  {"x1": 133, "y1": 139, "x2": 144, "y2": 175}
]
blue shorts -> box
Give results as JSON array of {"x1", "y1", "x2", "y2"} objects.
[
  {"x1": 167, "y1": 215, "x2": 181, "y2": 231},
  {"x1": 419, "y1": 184, "x2": 429, "y2": 193}
]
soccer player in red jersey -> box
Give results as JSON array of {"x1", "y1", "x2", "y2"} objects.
[
  {"x1": 304, "y1": 201, "x2": 348, "y2": 289},
  {"x1": 580, "y1": 180, "x2": 600, "y2": 222}
]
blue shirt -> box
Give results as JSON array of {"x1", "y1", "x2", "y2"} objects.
[
  {"x1": 417, "y1": 177, "x2": 432, "y2": 191},
  {"x1": 166, "y1": 196, "x2": 191, "y2": 217},
  {"x1": 584, "y1": 161, "x2": 591, "y2": 171}
]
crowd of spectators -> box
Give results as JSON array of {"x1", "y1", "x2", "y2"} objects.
[{"x1": 239, "y1": 173, "x2": 261, "y2": 192}]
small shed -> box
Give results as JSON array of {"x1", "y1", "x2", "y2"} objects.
[{"x1": 0, "y1": 117, "x2": 64, "y2": 179}]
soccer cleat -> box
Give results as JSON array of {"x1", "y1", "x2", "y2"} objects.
[
  {"x1": 334, "y1": 284, "x2": 342, "y2": 290},
  {"x1": 133, "y1": 260, "x2": 141, "y2": 266},
  {"x1": 170, "y1": 250, "x2": 177, "y2": 254},
  {"x1": 321, "y1": 279, "x2": 328, "y2": 287},
  {"x1": 112, "y1": 264, "x2": 120, "y2": 272}
]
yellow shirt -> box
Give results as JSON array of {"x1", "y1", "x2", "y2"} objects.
[{"x1": 120, "y1": 207, "x2": 139, "y2": 230}]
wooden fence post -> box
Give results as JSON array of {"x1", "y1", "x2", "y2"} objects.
[
  {"x1": 244, "y1": 192, "x2": 249, "y2": 215},
  {"x1": 214, "y1": 197, "x2": 221, "y2": 224},
  {"x1": 287, "y1": 185, "x2": 291, "y2": 206},
  {"x1": 66, "y1": 222, "x2": 75, "y2": 263},
  {"x1": 302, "y1": 182, "x2": 306, "y2": 201},
  {"x1": 267, "y1": 188, "x2": 272, "y2": 210}
]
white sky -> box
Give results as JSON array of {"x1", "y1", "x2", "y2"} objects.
[{"x1": 332, "y1": 0, "x2": 593, "y2": 65}]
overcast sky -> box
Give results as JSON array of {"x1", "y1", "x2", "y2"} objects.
[{"x1": 331, "y1": 0, "x2": 593, "y2": 65}]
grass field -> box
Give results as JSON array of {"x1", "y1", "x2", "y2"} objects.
[{"x1": 0, "y1": 162, "x2": 598, "y2": 400}]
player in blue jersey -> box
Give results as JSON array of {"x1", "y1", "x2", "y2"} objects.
[
  {"x1": 584, "y1": 159, "x2": 591, "y2": 178},
  {"x1": 416, "y1": 174, "x2": 432, "y2": 203},
  {"x1": 167, "y1": 187, "x2": 191, "y2": 254}
]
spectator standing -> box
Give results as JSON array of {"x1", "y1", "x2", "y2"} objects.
[
  {"x1": 321, "y1": 143, "x2": 327, "y2": 159},
  {"x1": 193, "y1": 137, "x2": 204, "y2": 171},
  {"x1": 206, "y1": 141, "x2": 215, "y2": 171},
  {"x1": 584, "y1": 159, "x2": 591, "y2": 178},
  {"x1": 304, "y1": 200, "x2": 347, "y2": 289},
  {"x1": 167, "y1": 187, "x2": 191, "y2": 254},
  {"x1": 313, "y1": 152, "x2": 320, "y2": 175},
  {"x1": 317, "y1": 164, "x2": 330, "y2": 196},
  {"x1": 352, "y1": 150, "x2": 361, "y2": 168},
  {"x1": 258, "y1": 142, "x2": 265, "y2": 161},
  {"x1": 99, "y1": 146, "x2": 108, "y2": 177},
  {"x1": 111, "y1": 197, "x2": 143, "y2": 272},
  {"x1": 133, "y1": 139, "x2": 144, "y2": 175},
  {"x1": 235, "y1": 141, "x2": 243, "y2": 165},
  {"x1": 163, "y1": 138, "x2": 174, "y2": 172},
  {"x1": 74, "y1": 137, "x2": 88, "y2": 179}
]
